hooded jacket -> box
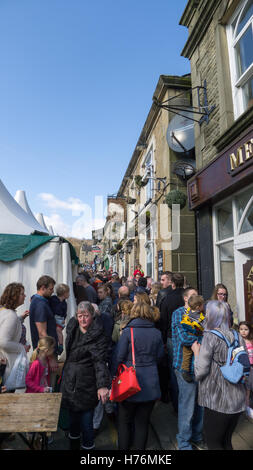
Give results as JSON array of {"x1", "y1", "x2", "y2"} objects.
[{"x1": 61, "y1": 316, "x2": 111, "y2": 412}]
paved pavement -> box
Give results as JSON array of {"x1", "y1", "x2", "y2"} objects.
[{"x1": 1, "y1": 400, "x2": 253, "y2": 451}]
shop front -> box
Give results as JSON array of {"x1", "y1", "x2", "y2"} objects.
[{"x1": 188, "y1": 123, "x2": 253, "y2": 322}]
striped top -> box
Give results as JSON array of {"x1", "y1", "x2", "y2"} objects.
[{"x1": 194, "y1": 328, "x2": 247, "y2": 414}]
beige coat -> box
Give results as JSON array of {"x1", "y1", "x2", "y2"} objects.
[{"x1": 0, "y1": 308, "x2": 24, "y2": 381}]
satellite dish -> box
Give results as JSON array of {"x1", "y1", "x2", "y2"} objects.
[
  {"x1": 167, "y1": 109, "x2": 195, "y2": 156},
  {"x1": 173, "y1": 160, "x2": 196, "y2": 180}
]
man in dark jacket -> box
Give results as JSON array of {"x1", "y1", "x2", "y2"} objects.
[
  {"x1": 136, "y1": 277, "x2": 149, "y2": 294},
  {"x1": 155, "y1": 271, "x2": 173, "y2": 403},
  {"x1": 111, "y1": 272, "x2": 122, "y2": 304},
  {"x1": 29, "y1": 275, "x2": 59, "y2": 371},
  {"x1": 76, "y1": 273, "x2": 98, "y2": 304},
  {"x1": 97, "y1": 284, "x2": 114, "y2": 338},
  {"x1": 160, "y1": 273, "x2": 185, "y2": 412},
  {"x1": 156, "y1": 271, "x2": 173, "y2": 309}
]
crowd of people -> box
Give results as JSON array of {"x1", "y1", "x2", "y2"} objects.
[{"x1": 0, "y1": 266, "x2": 252, "y2": 451}]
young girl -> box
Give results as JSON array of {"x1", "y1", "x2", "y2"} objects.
[
  {"x1": 239, "y1": 321, "x2": 253, "y2": 419},
  {"x1": 25, "y1": 336, "x2": 56, "y2": 393}
]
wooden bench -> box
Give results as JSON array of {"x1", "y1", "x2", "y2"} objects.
[{"x1": 0, "y1": 393, "x2": 62, "y2": 450}]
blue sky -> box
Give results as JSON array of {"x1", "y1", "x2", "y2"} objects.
[{"x1": 0, "y1": 0, "x2": 189, "y2": 238}]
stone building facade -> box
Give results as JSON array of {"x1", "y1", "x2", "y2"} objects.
[
  {"x1": 180, "y1": 0, "x2": 253, "y2": 321},
  {"x1": 99, "y1": 74, "x2": 198, "y2": 285}
]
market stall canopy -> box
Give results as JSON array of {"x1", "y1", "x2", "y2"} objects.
[
  {"x1": 0, "y1": 179, "x2": 48, "y2": 235},
  {"x1": 14, "y1": 189, "x2": 48, "y2": 233}
]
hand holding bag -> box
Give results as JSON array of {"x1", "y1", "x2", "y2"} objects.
[
  {"x1": 4, "y1": 347, "x2": 29, "y2": 390},
  {"x1": 110, "y1": 328, "x2": 141, "y2": 402}
]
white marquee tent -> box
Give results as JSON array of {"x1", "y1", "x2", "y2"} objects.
[
  {"x1": 36, "y1": 212, "x2": 49, "y2": 233},
  {"x1": 0, "y1": 179, "x2": 77, "y2": 352},
  {"x1": 14, "y1": 189, "x2": 48, "y2": 233}
]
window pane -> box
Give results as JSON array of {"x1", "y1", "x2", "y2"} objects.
[
  {"x1": 242, "y1": 76, "x2": 253, "y2": 108},
  {"x1": 236, "y1": 0, "x2": 253, "y2": 35},
  {"x1": 219, "y1": 241, "x2": 237, "y2": 321},
  {"x1": 235, "y1": 26, "x2": 253, "y2": 78},
  {"x1": 241, "y1": 202, "x2": 253, "y2": 233},
  {"x1": 217, "y1": 201, "x2": 234, "y2": 240},
  {"x1": 236, "y1": 186, "x2": 253, "y2": 222},
  {"x1": 146, "y1": 245, "x2": 153, "y2": 277},
  {"x1": 220, "y1": 241, "x2": 234, "y2": 261}
]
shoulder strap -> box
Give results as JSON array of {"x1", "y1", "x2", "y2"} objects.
[
  {"x1": 231, "y1": 329, "x2": 239, "y2": 346},
  {"x1": 130, "y1": 328, "x2": 136, "y2": 367},
  {"x1": 208, "y1": 329, "x2": 231, "y2": 348}
]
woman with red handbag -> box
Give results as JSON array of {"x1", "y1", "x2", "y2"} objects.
[{"x1": 114, "y1": 302, "x2": 165, "y2": 450}]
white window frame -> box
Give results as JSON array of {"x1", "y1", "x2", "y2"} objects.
[
  {"x1": 226, "y1": 0, "x2": 253, "y2": 119},
  {"x1": 213, "y1": 182, "x2": 253, "y2": 283},
  {"x1": 145, "y1": 240, "x2": 154, "y2": 279}
]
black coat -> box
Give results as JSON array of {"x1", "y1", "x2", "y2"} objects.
[
  {"x1": 61, "y1": 316, "x2": 111, "y2": 412},
  {"x1": 156, "y1": 286, "x2": 172, "y2": 309},
  {"x1": 160, "y1": 288, "x2": 184, "y2": 342}
]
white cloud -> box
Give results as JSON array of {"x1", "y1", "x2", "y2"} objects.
[
  {"x1": 71, "y1": 217, "x2": 105, "y2": 239},
  {"x1": 43, "y1": 214, "x2": 71, "y2": 238},
  {"x1": 38, "y1": 193, "x2": 105, "y2": 239},
  {"x1": 38, "y1": 193, "x2": 90, "y2": 216}
]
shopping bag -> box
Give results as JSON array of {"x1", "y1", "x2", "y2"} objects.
[
  {"x1": 4, "y1": 348, "x2": 29, "y2": 390},
  {"x1": 110, "y1": 328, "x2": 141, "y2": 402}
]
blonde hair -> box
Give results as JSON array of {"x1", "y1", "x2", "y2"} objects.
[
  {"x1": 30, "y1": 336, "x2": 56, "y2": 363},
  {"x1": 150, "y1": 282, "x2": 161, "y2": 296},
  {"x1": 134, "y1": 292, "x2": 151, "y2": 305},
  {"x1": 130, "y1": 302, "x2": 160, "y2": 322},
  {"x1": 149, "y1": 282, "x2": 161, "y2": 305},
  {"x1": 56, "y1": 283, "x2": 70, "y2": 297},
  {"x1": 119, "y1": 300, "x2": 133, "y2": 316},
  {"x1": 188, "y1": 295, "x2": 204, "y2": 311}
]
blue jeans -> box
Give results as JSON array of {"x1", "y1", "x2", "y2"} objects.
[
  {"x1": 69, "y1": 409, "x2": 94, "y2": 449},
  {"x1": 175, "y1": 369, "x2": 204, "y2": 450},
  {"x1": 167, "y1": 338, "x2": 178, "y2": 412}
]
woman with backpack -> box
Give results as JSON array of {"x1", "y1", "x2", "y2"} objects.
[{"x1": 191, "y1": 300, "x2": 247, "y2": 450}]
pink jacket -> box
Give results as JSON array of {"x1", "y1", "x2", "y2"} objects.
[{"x1": 25, "y1": 358, "x2": 50, "y2": 393}]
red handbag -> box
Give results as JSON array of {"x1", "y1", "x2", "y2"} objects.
[{"x1": 110, "y1": 328, "x2": 141, "y2": 402}]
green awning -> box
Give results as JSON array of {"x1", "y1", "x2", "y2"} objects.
[{"x1": 0, "y1": 234, "x2": 79, "y2": 264}]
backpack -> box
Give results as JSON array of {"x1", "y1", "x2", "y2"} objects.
[{"x1": 208, "y1": 329, "x2": 251, "y2": 384}]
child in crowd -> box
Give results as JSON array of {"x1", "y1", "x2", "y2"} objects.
[
  {"x1": 180, "y1": 295, "x2": 206, "y2": 383},
  {"x1": 49, "y1": 284, "x2": 70, "y2": 355},
  {"x1": 25, "y1": 336, "x2": 56, "y2": 393},
  {"x1": 133, "y1": 264, "x2": 144, "y2": 278},
  {"x1": 239, "y1": 321, "x2": 253, "y2": 419},
  {"x1": 19, "y1": 310, "x2": 31, "y2": 352}
]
